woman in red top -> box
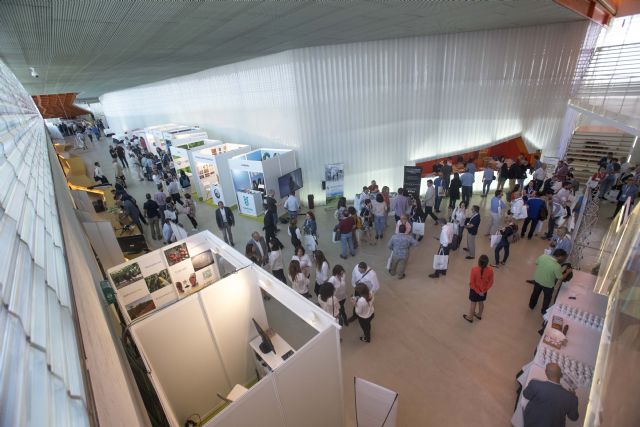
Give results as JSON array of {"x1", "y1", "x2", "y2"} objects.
[{"x1": 463, "y1": 255, "x2": 494, "y2": 323}]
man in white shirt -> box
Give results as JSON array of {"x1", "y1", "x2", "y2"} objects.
[
  {"x1": 533, "y1": 163, "x2": 547, "y2": 191},
  {"x1": 429, "y1": 218, "x2": 454, "y2": 278},
  {"x1": 167, "y1": 178, "x2": 183, "y2": 205},
  {"x1": 283, "y1": 192, "x2": 300, "y2": 219},
  {"x1": 349, "y1": 262, "x2": 380, "y2": 322}
]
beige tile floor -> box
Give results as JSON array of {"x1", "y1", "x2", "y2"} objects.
[{"x1": 72, "y1": 136, "x2": 613, "y2": 426}]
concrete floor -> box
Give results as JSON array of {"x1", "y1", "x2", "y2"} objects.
[{"x1": 72, "y1": 136, "x2": 613, "y2": 426}]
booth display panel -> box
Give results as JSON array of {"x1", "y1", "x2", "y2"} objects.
[
  {"x1": 117, "y1": 231, "x2": 343, "y2": 427},
  {"x1": 228, "y1": 149, "x2": 297, "y2": 217}
]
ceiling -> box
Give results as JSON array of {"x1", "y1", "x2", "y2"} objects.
[
  {"x1": 0, "y1": 0, "x2": 584, "y2": 99},
  {"x1": 31, "y1": 93, "x2": 90, "y2": 118}
]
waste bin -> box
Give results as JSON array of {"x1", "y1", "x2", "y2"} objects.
[{"x1": 307, "y1": 194, "x2": 315, "y2": 209}]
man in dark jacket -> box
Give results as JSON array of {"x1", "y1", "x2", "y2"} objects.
[
  {"x1": 264, "y1": 205, "x2": 277, "y2": 244},
  {"x1": 522, "y1": 362, "x2": 578, "y2": 427},
  {"x1": 215, "y1": 202, "x2": 235, "y2": 246},
  {"x1": 521, "y1": 194, "x2": 545, "y2": 240}
]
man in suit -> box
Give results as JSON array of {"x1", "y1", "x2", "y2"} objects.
[
  {"x1": 264, "y1": 205, "x2": 277, "y2": 244},
  {"x1": 248, "y1": 232, "x2": 268, "y2": 266},
  {"x1": 523, "y1": 362, "x2": 579, "y2": 427},
  {"x1": 215, "y1": 202, "x2": 235, "y2": 246},
  {"x1": 463, "y1": 205, "x2": 481, "y2": 259}
]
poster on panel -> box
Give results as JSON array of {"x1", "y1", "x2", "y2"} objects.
[
  {"x1": 354, "y1": 377, "x2": 398, "y2": 427},
  {"x1": 325, "y1": 163, "x2": 344, "y2": 205},
  {"x1": 403, "y1": 166, "x2": 423, "y2": 198}
]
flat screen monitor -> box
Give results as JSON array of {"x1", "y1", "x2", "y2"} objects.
[
  {"x1": 252, "y1": 318, "x2": 274, "y2": 354},
  {"x1": 278, "y1": 168, "x2": 303, "y2": 198}
]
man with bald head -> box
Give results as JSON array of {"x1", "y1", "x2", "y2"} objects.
[{"x1": 522, "y1": 362, "x2": 579, "y2": 427}]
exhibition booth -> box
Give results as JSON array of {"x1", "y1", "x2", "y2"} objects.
[
  {"x1": 227, "y1": 149, "x2": 298, "y2": 217},
  {"x1": 168, "y1": 139, "x2": 250, "y2": 205},
  {"x1": 106, "y1": 231, "x2": 343, "y2": 427},
  {"x1": 133, "y1": 124, "x2": 205, "y2": 151}
]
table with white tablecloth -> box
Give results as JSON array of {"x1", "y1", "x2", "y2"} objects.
[{"x1": 511, "y1": 271, "x2": 608, "y2": 427}]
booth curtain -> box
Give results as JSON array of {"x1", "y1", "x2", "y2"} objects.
[{"x1": 101, "y1": 21, "x2": 590, "y2": 199}]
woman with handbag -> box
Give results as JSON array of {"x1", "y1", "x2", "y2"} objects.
[
  {"x1": 318, "y1": 283, "x2": 340, "y2": 321},
  {"x1": 463, "y1": 255, "x2": 494, "y2": 323},
  {"x1": 353, "y1": 283, "x2": 375, "y2": 343},
  {"x1": 314, "y1": 250, "x2": 330, "y2": 297},
  {"x1": 329, "y1": 264, "x2": 349, "y2": 326}
]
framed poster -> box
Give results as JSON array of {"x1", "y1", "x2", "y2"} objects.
[{"x1": 325, "y1": 163, "x2": 344, "y2": 204}]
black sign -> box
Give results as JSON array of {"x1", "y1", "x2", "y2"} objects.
[{"x1": 403, "y1": 166, "x2": 423, "y2": 197}]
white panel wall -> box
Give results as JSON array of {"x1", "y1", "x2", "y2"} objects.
[{"x1": 101, "y1": 21, "x2": 588, "y2": 201}]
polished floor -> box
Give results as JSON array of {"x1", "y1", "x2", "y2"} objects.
[{"x1": 72, "y1": 136, "x2": 613, "y2": 426}]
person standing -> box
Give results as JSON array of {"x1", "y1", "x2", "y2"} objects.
[
  {"x1": 522, "y1": 363, "x2": 579, "y2": 427},
  {"x1": 268, "y1": 238, "x2": 286, "y2": 283},
  {"x1": 610, "y1": 176, "x2": 638, "y2": 219},
  {"x1": 112, "y1": 159, "x2": 126, "y2": 188},
  {"x1": 337, "y1": 209, "x2": 356, "y2": 259},
  {"x1": 314, "y1": 250, "x2": 330, "y2": 296},
  {"x1": 118, "y1": 195, "x2": 144, "y2": 234},
  {"x1": 143, "y1": 193, "x2": 161, "y2": 240},
  {"x1": 179, "y1": 170, "x2": 191, "y2": 194},
  {"x1": 521, "y1": 193, "x2": 545, "y2": 240},
  {"x1": 318, "y1": 283, "x2": 340, "y2": 321},
  {"x1": 288, "y1": 217, "x2": 302, "y2": 249},
  {"x1": 183, "y1": 193, "x2": 198, "y2": 231},
  {"x1": 533, "y1": 163, "x2": 547, "y2": 192},
  {"x1": 460, "y1": 170, "x2": 475, "y2": 206},
  {"x1": 351, "y1": 262, "x2": 380, "y2": 295},
  {"x1": 497, "y1": 160, "x2": 508, "y2": 191},
  {"x1": 451, "y1": 201, "x2": 467, "y2": 248},
  {"x1": 153, "y1": 184, "x2": 167, "y2": 222},
  {"x1": 481, "y1": 166, "x2": 495, "y2": 197},
  {"x1": 288, "y1": 260, "x2": 311, "y2": 298},
  {"x1": 167, "y1": 177, "x2": 184, "y2": 206},
  {"x1": 543, "y1": 191, "x2": 564, "y2": 240},
  {"x1": 371, "y1": 193, "x2": 387, "y2": 241},
  {"x1": 463, "y1": 205, "x2": 481, "y2": 260},
  {"x1": 264, "y1": 189, "x2": 280, "y2": 232},
  {"x1": 390, "y1": 188, "x2": 410, "y2": 221},
  {"x1": 441, "y1": 160, "x2": 452, "y2": 196},
  {"x1": 353, "y1": 283, "x2": 375, "y2": 343},
  {"x1": 249, "y1": 232, "x2": 268, "y2": 266},
  {"x1": 529, "y1": 249, "x2": 572, "y2": 314},
  {"x1": 387, "y1": 224, "x2": 418, "y2": 279},
  {"x1": 486, "y1": 190, "x2": 506, "y2": 235},
  {"x1": 162, "y1": 218, "x2": 174, "y2": 244},
  {"x1": 215, "y1": 201, "x2": 235, "y2": 246},
  {"x1": 264, "y1": 205, "x2": 277, "y2": 245},
  {"x1": 292, "y1": 246, "x2": 312, "y2": 278},
  {"x1": 462, "y1": 255, "x2": 494, "y2": 323},
  {"x1": 423, "y1": 180, "x2": 439, "y2": 224},
  {"x1": 508, "y1": 160, "x2": 520, "y2": 190},
  {"x1": 329, "y1": 265, "x2": 349, "y2": 326},
  {"x1": 493, "y1": 221, "x2": 517, "y2": 267},
  {"x1": 434, "y1": 174, "x2": 443, "y2": 213},
  {"x1": 429, "y1": 218, "x2": 455, "y2": 278},
  {"x1": 283, "y1": 191, "x2": 300, "y2": 219},
  {"x1": 448, "y1": 173, "x2": 462, "y2": 209}
]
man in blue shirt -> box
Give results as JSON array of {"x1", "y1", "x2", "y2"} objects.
[
  {"x1": 550, "y1": 226, "x2": 572, "y2": 254},
  {"x1": 520, "y1": 194, "x2": 545, "y2": 240},
  {"x1": 460, "y1": 171, "x2": 475, "y2": 206},
  {"x1": 486, "y1": 190, "x2": 506, "y2": 235}
]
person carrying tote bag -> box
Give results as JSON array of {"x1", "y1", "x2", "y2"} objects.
[{"x1": 429, "y1": 219, "x2": 453, "y2": 279}]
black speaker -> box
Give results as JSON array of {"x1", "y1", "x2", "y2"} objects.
[{"x1": 321, "y1": 181, "x2": 326, "y2": 190}]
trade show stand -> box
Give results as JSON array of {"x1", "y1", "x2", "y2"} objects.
[
  {"x1": 107, "y1": 231, "x2": 343, "y2": 427},
  {"x1": 227, "y1": 149, "x2": 297, "y2": 217},
  {"x1": 511, "y1": 271, "x2": 607, "y2": 427},
  {"x1": 170, "y1": 140, "x2": 250, "y2": 206}
]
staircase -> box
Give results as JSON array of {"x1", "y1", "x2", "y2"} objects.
[{"x1": 565, "y1": 128, "x2": 636, "y2": 184}]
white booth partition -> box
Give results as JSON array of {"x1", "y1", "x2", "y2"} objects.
[
  {"x1": 111, "y1": 231, "x2": 343, "y2": 427},
  {"x1": 163, "y1": 127, "x2": 208, "y2": 148},
  {"x1": 227, "y1": 149, "x2": 297, "y2": 217},
  {"x1": 135, "y1": 123, "x2": 182, "y2": 151},
  {"x1": 169, "y1": 140, "x2": 251, "y2": 206}
]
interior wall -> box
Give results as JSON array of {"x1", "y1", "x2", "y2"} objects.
[{"x1": 101, "y1": 21, "x2": 589, "y2": 200}]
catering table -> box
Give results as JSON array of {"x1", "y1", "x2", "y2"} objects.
[{"x1": 511, "y1": 271, "x2": 608, "y2": 427}]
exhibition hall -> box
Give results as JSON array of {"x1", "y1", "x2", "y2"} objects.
[{"x1": 1, "y1": 2, "x2": 639, "y2": 427}]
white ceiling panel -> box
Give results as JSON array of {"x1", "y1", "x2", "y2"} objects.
[{"x1": 0, "y1": 0, "x2": 583, "y2": 98}]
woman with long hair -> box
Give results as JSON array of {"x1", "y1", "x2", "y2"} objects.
[
  {"x1": 318, "y1": 282, "x2": 340, "y2": 321},
  {"x1": 463, "y1": 255, "x2": 494, "y2": 323},
  {"x1": 328, "y1": 264, "x2": 348, "y2": 326},
  {"x1": 371, "y1": 193, "x2": 387, "y2": 241},
  {"x1": 268, "y1": 238, "x2": 286, "y2": 283},
  {"x1": 314, "y1": 250, "x2": 330, "y2": 297},
  {"x1": 288, "y1": 217, "x2": 302, "y2": 249},
  {"x1": 451, "y1": 201, "x2": 467, "y2": 248},
  {"x1": 303, "y1": 211, "x2": 318, "y2": 254},
  {"x1": 381, "y1": 186, "x2": 391, "y2": 226},
  {"x1": 292, "y1": 246, "x2": 312, "y2": 278},
  {"x1": 288, "y1": 259, "x2": 311, "y2": 298},
  {"x1": 353, "y1": 283, "x2": 375, "y2": 342},
  {"x1": 449, "y1": 173, "x2": 462, "y2": 209},
  {"x1": 335, "y1": 197, "x2": 347, "y2": 220}
]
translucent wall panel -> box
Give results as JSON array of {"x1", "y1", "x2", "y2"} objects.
[
  {"x1": 102, "y1": 21, "x2": 588, "y2": 199},
  {"x1": 0, "y1": 60, "x2": 90, "y2": 426}
]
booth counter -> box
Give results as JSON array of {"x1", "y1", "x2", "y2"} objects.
[
  {"x1": 227, "y1": 149, "x2": 297, "y2": 217},
  {"x1": 107, "y1": 231, "x2": 343, "y2": 427}
]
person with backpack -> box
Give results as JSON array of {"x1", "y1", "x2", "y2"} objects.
[
  {"x1": 520, "y1": 193, "x2": 546, "y2": 240},
  {"x1": 179, "y1": 170, "x2": 191, "y2": 194}
]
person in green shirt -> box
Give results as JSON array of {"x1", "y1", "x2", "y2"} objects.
[{"x1": 529, "y1": 249, "x2": 572, "y2": 314}]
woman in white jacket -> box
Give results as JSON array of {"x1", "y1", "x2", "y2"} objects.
[
  {"x1": 328, "y1": 264, "x2": 348, "y2": 326},
  {"x1": 318, "y1": 283, "x2": 340, "y2": 320},
  {"x1": 353, "y1": 283, "x2": 375, "y2": 343},
  {"x1": 288, "y1": 260, "x2": 311, "y2": 298},
  {"x1": 268, "y1": 238, "x2": 286, "y2": 283},
  {"x1": 451, "y1": 201, "x2": 468, "y2": 247},
  {"x1": 313, "y1": 250, "x2": 330, "y2": 297}
]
